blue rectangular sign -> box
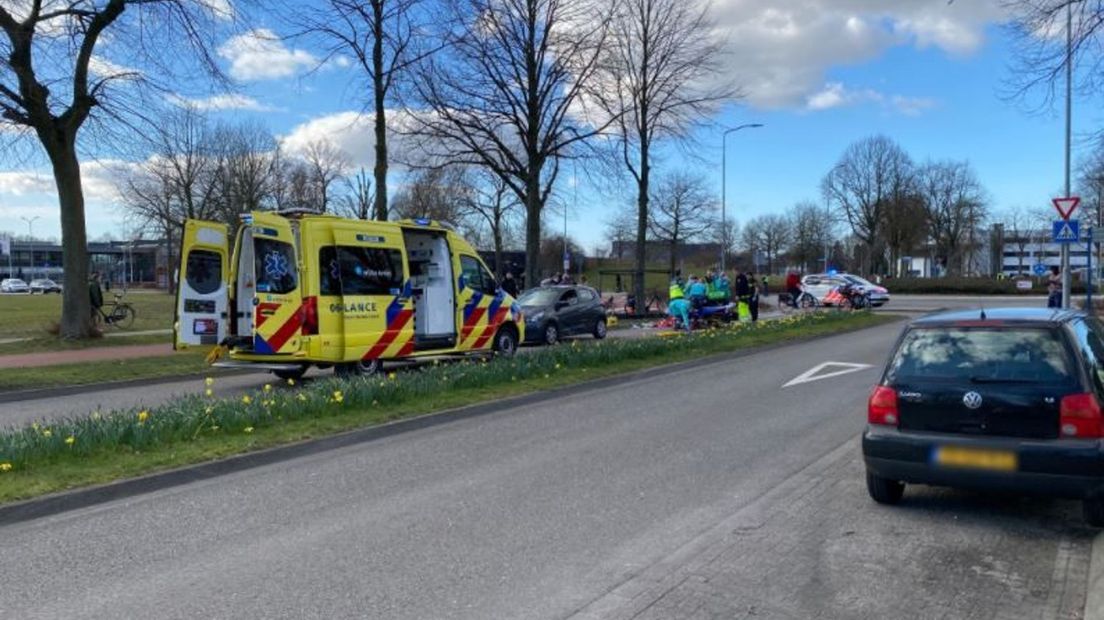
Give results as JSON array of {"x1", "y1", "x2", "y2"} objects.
[{"x1": 1053, "y1": 219, "x2": 1080, "y2": 243}]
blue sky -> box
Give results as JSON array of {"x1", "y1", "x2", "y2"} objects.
[{"x1": 1, "y1": 0, "x2": 1098, "y2": 254}]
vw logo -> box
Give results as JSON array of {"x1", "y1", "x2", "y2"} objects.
[{"x1": 963, "y1": 391, "x2": 983, "y2": 410}]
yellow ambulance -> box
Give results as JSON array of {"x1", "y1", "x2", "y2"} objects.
[{"x1": 174, "y1": 211, "x2": 524, "y2": 380}]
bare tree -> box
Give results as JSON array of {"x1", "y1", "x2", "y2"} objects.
[
  {"x1": 741, "y1": 213, "x2": 791, "y2": 275},
  {"x1": 303, "y1": 0, "x2": 437, "y2": 220},
  {"x1": 336, "y1": 167, "x2": 375, "y2": 219},
  {"x1": 303, "y1": 140, "x2": 351, "y2": 213},
  {"x1": 789, "y1": 201, "x2": 834, "y2": 272},
  {"x1": 593, "y1": 0, "x2": 734, "y2": 311},
  {"x1": 0, "y1": 1, "x2": 230, "y2": 338},
  {"x1": 411, "y1": 0, "x2": 613, "y2": 289},
  {"x1": 391, "y1": 166, "x2": 472, "y2": 224},
  {"x1": 821, "y1": 135, "x2": 914, "y2": 275},
  {"x1": 210, "y1": 121, "x2": 279, "y2": 221},
  {"x1": 604, "y1": 206, "x2": 636, "y2": 259},
  {"x1": 462, "y1": 170, "x2": 521, "y2": 277},
  {"x1": 646, "y1": 172, "x2": 717, "y2": 275},
  {"x1": 1004, "y1": 1, "x2": 1104, "y2": 107},
  {"x1": 882, "y1": 193, "x2": 927, "y2": 276},
  {"x1": 916, "y1": 160, "x2": 988, "y2": 276}
]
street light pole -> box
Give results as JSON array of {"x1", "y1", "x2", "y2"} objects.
[
  {"x1": 1062, "y1": 1, "x2": 1073, "y2": 308},
  {"x1": 720, "y1": 123, "x2": 763, "y2": 273},
  {"x1": 20, "y1": 215, "x2": 40, "y2": 280}
]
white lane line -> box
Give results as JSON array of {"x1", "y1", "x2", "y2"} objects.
[{"x1": 782, "y1": 361, "x2": 874, "y2": 388}]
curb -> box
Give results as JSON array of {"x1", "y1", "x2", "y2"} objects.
[
  {"x1": 1088, "y1": 532, "x2": 1104, "y2": 620},
  {"x1": 0, "y1": 368, "x2": 260, "y2": 404},
  {"x1": 0, "y1": 315, "x2": 905, "y2": 526}
]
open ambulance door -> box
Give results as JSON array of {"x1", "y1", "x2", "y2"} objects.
[{"x1": 175, "y1": 219, "x2": 230, "y2": 350}]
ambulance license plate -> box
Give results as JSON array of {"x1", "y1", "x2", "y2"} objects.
[{"x1": 933, "y1": 446, "x2": 1017, "y2": 472}]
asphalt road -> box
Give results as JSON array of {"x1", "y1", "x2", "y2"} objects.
[{"x1": 0, "y1": 318, "x2": 1094, "y2": 619}]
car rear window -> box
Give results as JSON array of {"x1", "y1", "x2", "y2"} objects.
[{"x1": 887, "y1": 327, "x2": 1075, "y2": 384}]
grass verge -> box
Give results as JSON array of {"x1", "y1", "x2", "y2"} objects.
[
  {"x1": 0, "y1": 311, "x2": 897, "y2": 504},
  {"x1": 0, "y1": 333, "x2": 171, "y2": 357},
  {"x1": 0, "y1": 289, "x2": 174, "y2": 341},
  {"x1": 0, "y1": 350, "x2": 215, "y2": 392}
]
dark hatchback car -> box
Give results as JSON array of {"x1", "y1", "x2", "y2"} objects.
[
  {"x1": 518, "y1": 285, "x2": 608, "y2": 345},
  {"x1": 863, "y1": 308, "x2": 1104, "y2": 526}
]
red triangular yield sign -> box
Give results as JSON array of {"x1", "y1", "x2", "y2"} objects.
[{"x1": 1053, "y1": 196, "x2": 1080, "y2": 219}]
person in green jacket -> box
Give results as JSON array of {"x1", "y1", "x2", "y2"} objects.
[
  {"x1": 669, "y1": 275, "x2": 685, "y2": 302},
  {"x1": 89, "y1": 271, "x2": 104, "y2": 320}
]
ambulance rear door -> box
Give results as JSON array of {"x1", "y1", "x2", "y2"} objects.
[
  {"x1": 248, "y1": 212, "x2": 304, "y2": 355},
  {"x1": 175, "y1": 219, "x2": 229, "y2": 350}
]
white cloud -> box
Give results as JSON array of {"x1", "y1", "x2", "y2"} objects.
[
  {"x1": 88, "y1": 56, "x2": 140, "y2": 80},
  {"x1": 804, "y1": 81, "x2": 939, "y2": 115},
  {"x1": 168, "y1": 93, "x2": 277, "y2": 112},
  {"x1": 218, "y1": 28, "x2": 318, "y2": 81},
  {"x1": 714, "y1": 0, "x2": 1008, "y2": 109},
  {"x1": 280, "y1": 110, "x2": 427, "y2": 169},
  {"x1": 0, "y1": 161, "x2": 131, "y2": 203}
]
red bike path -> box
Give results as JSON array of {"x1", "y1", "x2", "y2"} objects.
[{"x1": 0, "y1": 343, "x2": 174, "y2": 369}]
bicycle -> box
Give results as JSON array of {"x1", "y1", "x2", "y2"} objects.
[
  {"x1": 93, "y1": 292, "x2": 136, "y2": 329},
  {"x1": 779, "y1": 288, "x2": 820, "y2": 312}
]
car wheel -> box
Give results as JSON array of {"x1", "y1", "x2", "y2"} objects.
[
  {"x1": 1084, "y1": 497, "x2": 1104, "y2": 527},
  {"x1": 543, "y1": 322, "x2": 559, "y2": 346},
  {"x1": 336, "y1": 359, "x2": 382, "y2": 377},
  {"x1": 866, "y1": 470, "x2": 904, "y2": 505},
  {"x1": 493, "y1": 327, "x2": 519, "y2": 357},
  {"x1": 273, "y1": 365, "x2": 309, "y2": 382},
  {"x1": 593, "y1": 317, "x2": 607, "y2": 339}
]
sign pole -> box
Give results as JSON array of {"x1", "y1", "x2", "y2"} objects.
[
  {"x1": 1089, "y1": 227, "x2": 1094, "y2": 310},
  {"x1": 1063, "y1": 2, "x2": 1073, "y2": 308}
]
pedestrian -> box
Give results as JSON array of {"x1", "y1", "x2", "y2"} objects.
[
  {"x1": 667, "y1": 296, "x2": 692, "y2": 333},
  {"x1": 1047, "y1": 266, "x2": 1062, "y2": 308},
  {"x1": 501, "y1": 271, "x2": 519, "y2": 298},
  {"x1": 734, "y1": 271, "x2": 750, "y2": 321},
  {"x1": 686, "y1": 275, "x2": 707, "y2": 308},
  {"x1": 747, "y1": 272, "x2": 760, "y2": 322},
  {"x1": 89, "y1": 271, "x2": 103, "y2": 321},
  {"x1": 760, "y1": 274, "x2": 770, "y2": 296},
  {"x1": 579, "y1": 275, "x2": 588, "y2": 286}
]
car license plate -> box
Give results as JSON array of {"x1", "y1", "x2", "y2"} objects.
[{"x1": 933, "y1": 446, "x2": 1017, "y2": 472}]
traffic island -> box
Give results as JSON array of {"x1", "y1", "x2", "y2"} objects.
[{"x1": 0, "y1": 311, "x2": 898, "y2": 514}]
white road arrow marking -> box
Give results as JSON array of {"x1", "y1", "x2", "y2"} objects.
[{"x1": 783, "y1": 361, "x2": 874, "y2": 388}]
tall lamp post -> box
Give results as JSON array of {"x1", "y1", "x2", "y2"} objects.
[
  {"x1": 20, "y1": 215, "x2": 40, "y2": 280},
  {"x1": 721, "y1": 123, "x2": 763, "y2": 272}
]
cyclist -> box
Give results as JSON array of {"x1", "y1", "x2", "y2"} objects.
[{"x1": 784, "y1": 271, "x2": 801, "y2": 308}]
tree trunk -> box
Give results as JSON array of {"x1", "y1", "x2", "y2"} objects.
[
  {"x1": 524, "y1": 175, "x2": 541, "y2": 291},
  {"x1": 633, "y1": 158, "x2": 650, "y2": 312},
  {"x1": 49, "y1": 137, "x2": 93, "y2": 339},
  {"x1": 668, "y1": 239, "x2": 677, "y2": 277},
  {"x1": 493, "y1": 211, "x2": 504, "y2": 279},
  {"x1": 372, "y1": 3, "x2": 388, "y2": 221}
]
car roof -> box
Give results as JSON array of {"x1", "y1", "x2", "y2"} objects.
[{"x1": 910, "y1": 307, "x2": 1084, "y2": 327}]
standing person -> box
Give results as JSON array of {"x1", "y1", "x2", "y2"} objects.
[
  {"x1": 1047, "y1": 266, "x2": 1062, "y2": 308},
  {"x1": 734, "y1": 271, "x2": 750, "y2": 322},
  {"x1": 747, "y1": 272, "x2": 760, "y2": 322},
  {"x1": 785, "y1": 271, "x2": 801, "y2": 308},
  {"x1": 501, "y1": 271, "x2": 519, "y2": 298},
  {"x1": 89, "y1": 271, "x2": 104, "y2": 321}
]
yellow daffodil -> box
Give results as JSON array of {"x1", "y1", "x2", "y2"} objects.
[
  {"x1": 65, "y1": 436, "x2": 75, "y2": 446},
  {"x1": 286, "y1": 378, "x2": 296, "y2": 386},
  {"x1": 91, "y1": 411, "x2": 101, "y2": 421},
  {"x1": 263, "y1": 384, "x2": 272, "y2": 392},
  {"x1": 554, "y1": 363, "x2": 561, "y2": 370},
  {"x1": 42, "y1": 428, "x2": 53, "y2": 438},
  {"x1": 205, "y1": 377, "x2": 214, "y2": 387},
  {"x1": 263, "y1": 400, "x2": 273, "y2": 408},
  {"x1": 204, "y1": 406, "x2": 213, "y2": 415},
  {"x1": 205, "y1": 388, "x2": 214, "y2": 397},
  {"x1": 331, "y1": 390, "x2": 344, "y2": 404},
  {"x1": 387, "y1": 372, "x2": 397, "y2": 381},
  {"x1": 137, "y1": 410, "x2": 149, "y2": 424},
  {"x1": 372, "y1": 399, "x2": 379, "y2": 406},
  {"x1": 244, "y1": 426, "x2": 254, "y2": 433},
  {"x1": 242, "y1": 395, "x2": 252, "y2": 405},
  {"x1": 297, "y1": 393, "x2": 307, "y2": 402},
  {"x1": 210, "y1": 425, "x2": 220, "y2": 432},
  {"x1": 0, "y1": 463, "x2": 11, "y2": 473}
]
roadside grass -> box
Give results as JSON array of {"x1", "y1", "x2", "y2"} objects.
[
  {"x1": 0, "y1": 289, "x2": 174, "y2": 341},
  {"x1": 0, "y1": 311, "x2": 897, "y2": 503},
  {"x1": 0, "y1": 350, "x2": 212, "y2": 392},
  {"x1": 0, "y1": 333, "x2": 171, "y2": 357}
]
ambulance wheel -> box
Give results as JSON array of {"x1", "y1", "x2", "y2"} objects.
[
  {"x1": 336, "y1": 359, "x2": 382, "y2": 377},
  {"x1": 273, "y1": 365, "x2": 308, "y2": 382},
  {"x1": 493, "y1": 327, "x2": 519, "y2": 357},
  {"x1": 543, "y1": 322, "x2": 559, "y2": 346},
  {"x1": 593, "y1": 318, "x2": 607, "y2": 339}
]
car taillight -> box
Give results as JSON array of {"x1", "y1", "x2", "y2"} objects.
[
  {"x1": 868, "y1": 386, "x2": 899, "y2": 426},
  {"x1": 1059, "y1": 392, "x2": 1103, "y2": 438},
  {"x1": 301, "y1": 296, "x2": 319, "y2": 336}
]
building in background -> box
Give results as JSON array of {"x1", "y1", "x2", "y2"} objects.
[{"x1": 0, "y1": 239, "x2": 169, "y2": 287}]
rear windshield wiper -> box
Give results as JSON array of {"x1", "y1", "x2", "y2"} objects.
[{"x1": 969, "y1": 376, "x2": 1042, "y2": 384}]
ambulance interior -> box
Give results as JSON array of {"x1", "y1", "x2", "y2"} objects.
[{"x1": 403, "y1": 230, "x2": 457, "y2": 349}]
